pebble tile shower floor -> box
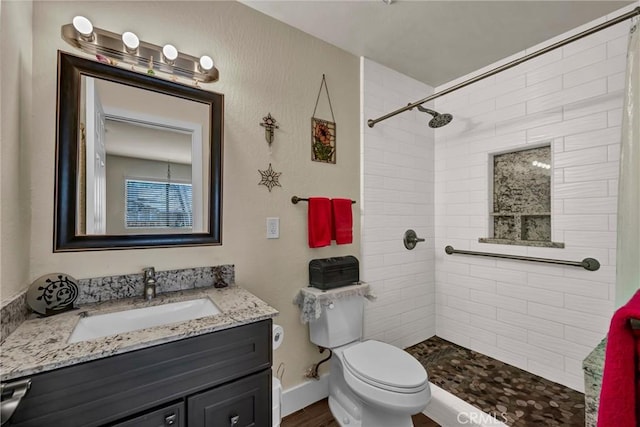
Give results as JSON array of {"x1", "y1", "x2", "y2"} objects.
[{"x1": 406, "y1": 337, "x2": 585, "y2": 426}]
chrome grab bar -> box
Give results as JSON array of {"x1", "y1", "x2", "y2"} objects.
[
  {"x1": 444, "y1": 245, "x2": 600, "y2": 271},
  {"x1": 1, "y1": 378, "x2": 31, "y2": 425}
]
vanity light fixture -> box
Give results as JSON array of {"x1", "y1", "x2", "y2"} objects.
[
  {"x1": 72, "y1": 15, "x2": 94, "y2": 40},
  {"x1": 61, "y1": 16, "x2": 219, "y2": 83},
  {"x1": 199, "y1": 55, "x2": 215, "y2": 72},
  {"x1": 121, "y1": 31, "x2": 139, "y2": 53},
  {"x1": 162, "y1": 44, "x2": 178, "y2": 65}
]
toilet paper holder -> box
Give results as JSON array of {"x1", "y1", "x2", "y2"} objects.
[{"x1": 272, "y1": 324, "x2": 284, "y2": 350}]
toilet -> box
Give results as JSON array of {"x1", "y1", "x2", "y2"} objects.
[{"x1": 308, "y1": 293, "x2": 430, "y2": 427}]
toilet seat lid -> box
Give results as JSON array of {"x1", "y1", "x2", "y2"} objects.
[{"x1": 342, "y1": 340, "x2": 428, "y2": 391}]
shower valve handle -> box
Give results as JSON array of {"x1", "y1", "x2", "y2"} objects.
[{"x1": 403, "y1": 229, "x2": 425, "y2": 250}]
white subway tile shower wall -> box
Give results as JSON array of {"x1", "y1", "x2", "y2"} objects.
[
  {"x1": 432, "y1": 5, "x2": 639, "y2": 392},
  {"x1": 361, "y1": 57, "x2": 436, "y2": 349}
]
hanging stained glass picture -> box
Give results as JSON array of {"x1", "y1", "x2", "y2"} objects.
[
  {"x1": 310, "y1": 74, "x2": 337, "y2": 164},
  {"x1": 311, "y1": 117, "x2": 336, "y2": 163}
]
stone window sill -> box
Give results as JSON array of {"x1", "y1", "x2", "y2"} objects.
[{"x1": 478, "y1": 238, "x2": 565, "y2": 248}]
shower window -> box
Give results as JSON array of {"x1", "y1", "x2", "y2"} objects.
[{"x1": 479, "y1": 145, "x2": 564, "y2": 248}]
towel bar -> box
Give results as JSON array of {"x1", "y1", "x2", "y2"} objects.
[{"x1": 291, "y1": 196, "x2": 356, "y2": 205}]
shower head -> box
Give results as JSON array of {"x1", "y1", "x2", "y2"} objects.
[
  {"x1": 428, "y1": 112, "x2": 453, "y2": 128},
  {"x1": 409, "y1": 104, "x2": 453, "y2": 128}
]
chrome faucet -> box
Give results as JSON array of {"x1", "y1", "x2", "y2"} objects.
[{"x1": 142, "y1": 267, "x2": 157, "y2": 300}]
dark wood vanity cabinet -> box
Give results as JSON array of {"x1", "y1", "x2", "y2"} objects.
[
  {"x1": 5, "y1": 319, "x2": 272, "y2": 427},
  {"x1": 188, "y1": 370, "x2": 271, "y2": 427},
  {"x1": 111, "y1": 402, "x2": 185, "y2": 427}
]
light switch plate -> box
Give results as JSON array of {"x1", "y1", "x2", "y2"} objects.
[{"x1": 266, "y1": 217, "x2": 279, "y2": 239}]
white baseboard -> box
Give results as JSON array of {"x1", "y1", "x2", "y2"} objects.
[
  {"x1": 424, "y1": 384, "x2": 508, "y2": 427},
  {"x1": 281, "y1": 373, "x2": 330, "y2": 417},
  {"x1": 280, "y1": 375, "x2": 507, "y2": 427}
]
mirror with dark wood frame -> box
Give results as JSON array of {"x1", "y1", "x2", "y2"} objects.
[{"x1": 55, "y1": 51, "x2": 223, "y2": 251}]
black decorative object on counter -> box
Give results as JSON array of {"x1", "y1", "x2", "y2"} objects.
[{"x1": 26, "y1": 273, "x2": 79, "y2": 316}]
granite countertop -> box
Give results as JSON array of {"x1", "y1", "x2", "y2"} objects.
[
  {"x1": 583, "y1": 337, "x2": 607, "y2": 375},
  {"x1": 0, "y1": 285, "x2": 278, "y2": 382}
]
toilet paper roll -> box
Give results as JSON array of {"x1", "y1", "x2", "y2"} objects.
[{"x1": 273, "y1": 324, "x2": 284, "y2": 350}]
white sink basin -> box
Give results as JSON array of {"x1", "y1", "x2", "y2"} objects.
[{"x1": 68, "y1": 298, "x2": 221, "y2": 343}]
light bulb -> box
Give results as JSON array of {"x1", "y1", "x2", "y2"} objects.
[
  {"x1": 122, "y1": 31, "x2": 139, "y2": 52},
  {"x1": 72, "y1": 16, "x2": 93, "y2": 38},
  {"x1": 162, "y1": 44, "x2": 178, "y2": 63},
  {"x1": 199, "y1": 55, "x2": 214, "y2": 71}
]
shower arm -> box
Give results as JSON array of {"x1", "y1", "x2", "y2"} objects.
[
  {"x1": 367, "y1": 6, "x2": 640, "y2": 128},
  {"x1": 408, "y1": 103, "x2": 438, "y2": 117}
]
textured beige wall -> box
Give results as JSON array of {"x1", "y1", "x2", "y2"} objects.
[
  {"x1": 0, "y1": 0, "x2": 33, "y2": 302},
  {"x1": 25, "y1": 1, "x2": 360, "y2": 389}
]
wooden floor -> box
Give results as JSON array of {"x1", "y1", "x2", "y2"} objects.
[{"x1": 282, "y1": 398, "x2": 439, "y2": 427}]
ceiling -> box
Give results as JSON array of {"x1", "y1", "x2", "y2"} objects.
[
  {"x1": 105, "y1": 120, "x2": 192, "y2": 165},
  {"x1": 241, "y1": 0, "x2": 635, "y2": 87}
]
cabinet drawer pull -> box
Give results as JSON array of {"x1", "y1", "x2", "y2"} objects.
[
  {"x1": 230, "y1": 414, "x2": 240, "y2": 426},
  {"x1": 1, "y1": 378, "x2": 32, "y2": 426},
  {"x1": 164, "y1": 413, "x2": 177, "y2": 426}
]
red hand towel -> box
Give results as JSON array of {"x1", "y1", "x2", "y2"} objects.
[
  {"x1": 598, "y1": 289, "x2": 640, "y2": 427},
  {"x1": 308, "y1": 197, "x2": 332, "y2": 248},
  {"x1": 331, "y1": 198, "x2": 353, "y2": 245}
]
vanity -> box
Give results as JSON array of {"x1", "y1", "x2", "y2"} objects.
[
  {"x1": 0, "y1": 286, "x2": 278, "y2": 427},
  {"x1": 0, "y1": 27, "x2": 276, "y2": 427}
]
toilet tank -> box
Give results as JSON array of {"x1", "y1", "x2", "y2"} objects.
[{"x1": 309, "y1": 294, "x2": 363, "y2": 348}]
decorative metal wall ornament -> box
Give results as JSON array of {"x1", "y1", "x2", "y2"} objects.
[
  {"x1": 258, "y1": 163, "x2": 282, "y2": 192},
  {"x1": 311, "y1": 74, "x2": 336, "y2": 164},
  {"x1": 26, "y1": 273, "x2": 79, "y2": 316},
  {"x1": 260, "y1": 113, "x2": 279, "y2": 147}
]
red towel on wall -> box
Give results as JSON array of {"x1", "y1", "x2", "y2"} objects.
[
  {"x1": 598, "y1": 289, "x2": 640, "y2": 427},
  {"x1": 308, "y1": 197, "x2": 332, "y2": 248},
  {"x1": 331, "y1": 198, "x2": 353, "y2": 245}
]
